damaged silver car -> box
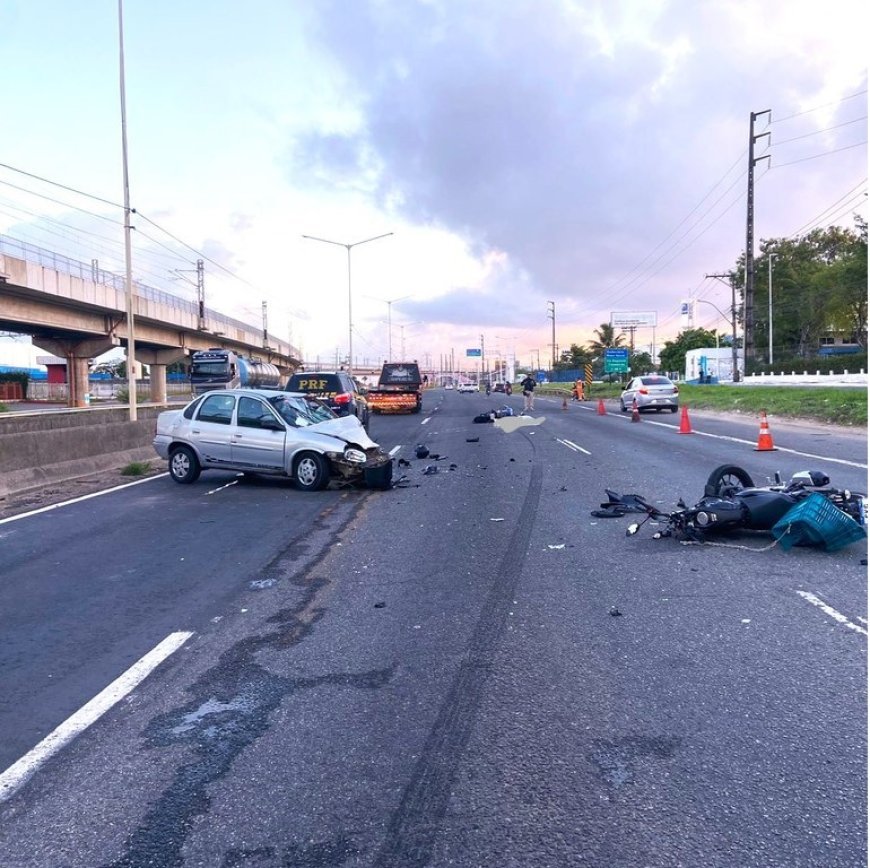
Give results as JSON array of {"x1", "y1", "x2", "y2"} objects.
[{"x1": 153, "y1": 388, "x2": 392, "y2": 491}]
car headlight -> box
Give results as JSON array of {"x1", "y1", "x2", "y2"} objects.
[{"x1": 344, "y1": 447, "x2": 367, "y2": 464}]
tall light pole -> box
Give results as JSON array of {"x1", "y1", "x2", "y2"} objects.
[
  {"x1": 705, "y1": 272, "x2": 741, "y2": 381},
  {"x1": 118, "y1": 0, "x2": 137, "y2": 420},
  {"x1": 768, "y1": 252, "x2": 777, "y2": 367},
  {"x1": 366, "y1": 293, "x2": 412, "y2": 361},
  {"x1": 302, "y1": 232, "x2": 393, "y2": 374}
]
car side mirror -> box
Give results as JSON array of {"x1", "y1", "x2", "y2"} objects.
[{"x1": 262, "y1": 417, "x2": 284, "y2": 430}]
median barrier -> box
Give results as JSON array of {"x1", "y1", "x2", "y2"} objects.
[{"x1": 0, "y1": 406, "x2": 164, "y2": 499}]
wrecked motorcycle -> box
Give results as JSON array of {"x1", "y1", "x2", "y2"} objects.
[{"x1": 596, "y1": 464, "x2": 867, "y2": 551}]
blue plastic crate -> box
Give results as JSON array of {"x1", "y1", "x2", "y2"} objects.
[{"x1": 773, "y1": 492, "x2": 867, "y2": 552}]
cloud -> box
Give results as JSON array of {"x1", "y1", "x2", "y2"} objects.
[{"x1": 285, "y1": 0, "x2": 867, "y2": 335}]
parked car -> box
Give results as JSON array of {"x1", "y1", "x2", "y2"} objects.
[
  {"x1": 493, "y1": 382, "x2": 506, "y2": 393},
  {"x1": 457, "y1": 382, "x2": 477, "y2": 393},
  {"x1": 153, "y1": 389, "x2": 392, "y2": 490},
  {"x1": 619, "y1": 375, "x2": 679, "y2": 413},
  {"x1": 285, "y1": 370, "x2": 370, "y2": 428}
]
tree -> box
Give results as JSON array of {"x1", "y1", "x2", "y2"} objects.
[
  {"x1": 629, "y1": 351, "x2": 654, "y2": 374},
  {"x1": 555, "y1": 343, "x2": 593, "y2": 370},
  {"x1": 658, "y1": 328, "x2": 719, "y2": 377},
  {"x1": 587, "y1": 323, "x2": 626, "y2": 353}
]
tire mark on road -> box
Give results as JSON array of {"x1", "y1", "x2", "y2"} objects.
[{"x1": 373, "y1": 458, "x2": 543, "y2": 868}]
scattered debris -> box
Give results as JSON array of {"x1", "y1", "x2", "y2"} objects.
[
  {"x1": 374, "y1": 601, "x2": 386, "y2": 609},
  {"x1": 249, "y1": 579, "x2": 276, "y2": 590},
  {"x1": 490, "y1": 517, "x2": 505, "y2": 522},
  {"x1": 609, "y1": 607, "x2": 622, "y2": 617},
  {"x1": 466, "y1": 437, "x2": 480, "y2": 442},
  {"x1": 473, "y1": 413, "x2": 494, "y2": 424},
  {"x1": 415, "y1": 444, "x2": 430, "y2": 458},
  {"x1": 547, "y1": 544, "x2": 565, "y2": 550},
  {"x1": 398, "y1": 458, "x2": 412, "y2": 468},
  {"x1": 591, "y1": 490, "x2": 651, "y2": 518},
  {"x1": 422, "y1": 465, "x2": 439, "y2": 475}
]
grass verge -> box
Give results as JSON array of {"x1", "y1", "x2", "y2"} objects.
[{"x1": 541, "y1": 383, "x2": 867, "y2": 427}]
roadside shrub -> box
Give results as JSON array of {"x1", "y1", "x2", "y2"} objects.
[{"x1": 121, "y1": 461, "x2": 151, "y2": 476}]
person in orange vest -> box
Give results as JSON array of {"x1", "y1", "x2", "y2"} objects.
[{"x1": 573, "y1": 376, "x2": 585, "y2": 401}]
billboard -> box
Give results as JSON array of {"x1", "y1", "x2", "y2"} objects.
[
  {"x1": 466, "y1": 348, "x2": 482, "y2": 357},
  {"x1": 611, "y1": 311, "x2": 657, "y2": 328},
  {"x1": 604, "y1": 347, "x2": 629, "y2": 373}
]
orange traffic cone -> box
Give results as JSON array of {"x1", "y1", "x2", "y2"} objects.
[
  {"x1": 597, "y1": 398, "x2": 606, "y2": 416},
  {"x1": 631, "y1": 398, "x2": 641, "y2": 423},
  {"x1": 678, "y1": 406, "x2": 693, "y2": 434},
  {"x1": 562, "y1": 397, "x2": 568, "y2": 410},
  {"x1": 754, "y1": 410, "x2": 777, "y2": 451}
]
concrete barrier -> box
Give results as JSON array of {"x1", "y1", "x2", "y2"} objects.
[{"x1": 0, "y1": 406, "x2": 164, "y2": 498}]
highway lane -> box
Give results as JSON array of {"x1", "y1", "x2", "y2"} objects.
[{"x1": 0, "y1": 389, "x2": 866, "y2": 867}]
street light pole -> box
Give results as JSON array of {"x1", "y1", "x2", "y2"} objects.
[
  {"x1": 118, "y1": 0, "x2": 137, "y2": 420},
  {"x1": 694, "y1": 298, "x2": 732, "y2": 382},
  {"x1": 768, "y1": 252, "x2": 777, "y2": 367},
  {"x1": 302, "y1": 232, "x2": 393, "y2": 374},
  {"x1": 705, "y1": 273, "x2": 740, "y2": 382}
]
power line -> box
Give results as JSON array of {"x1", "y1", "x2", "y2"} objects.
[
  {"x1": 771, "y1": 89, "x2": 868, "y2": 124},
  {"x1": 772, "y1": 116, "x2": 867, "y2": 147},
  {"x1": 789, "y1": 179, "x2": 868, "y2": 236},
  {"x1": 0, "y1": 161, "x2": 123, "y2": 209},
  {"x1": 772, "y1": 140, "x2": 867, "y2": 169},
  {"x1": 0, "y1": 178, "x2": 121, "y2": 226}
]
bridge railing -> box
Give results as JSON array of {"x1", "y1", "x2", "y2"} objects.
[{"x1": 0, "y1": 234, "x2": 294, "y2": 353}]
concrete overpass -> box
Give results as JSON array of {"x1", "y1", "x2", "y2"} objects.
[{"x1": 0, "y1": 235, "x2": 301, "y2": 407}]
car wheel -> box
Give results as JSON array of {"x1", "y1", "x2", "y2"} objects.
[
  {"x1": 169, "y1": 446, "x2": 201, "y2": 484},
  {"x1": 294, "y1": 452, "x2": 330, "y2": 491},
  {"x1": 704, "y1": 464, "x2": 755, "y2": 497},
  {"x1": 620, "y1": 400, "x2": 627, "y2": 412},
  {"x1": 670, "y1": 406, "x2": 678, "y2": 413}
]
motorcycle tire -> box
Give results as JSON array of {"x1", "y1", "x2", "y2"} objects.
[{"x1": 704, "y1": 464, "x2": 755, "y2": 497}]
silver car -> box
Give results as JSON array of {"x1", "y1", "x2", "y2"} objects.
[
  {"x1": 619, "y1": 376, "x2": 679, "y2": 413},
  {"x1": 153, "y1": 388, "x2": 392, "y2": 490}
]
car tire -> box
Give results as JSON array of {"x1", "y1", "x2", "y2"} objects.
[
  {"x1": 670, "y1": 406, "x2": 678, "y2": 413},
  {"x1": 169, "y1": 446, "x2": 201, "y2": 484},
  {"x1": 620, "y1": 400, "x2": 627, "y2": 412},
  {"x1": 704, "y1": 464, "x2": 755, "y2": 497},
  {"x1": 294, "y1": 452, "x2": 330, "y2": 491}
]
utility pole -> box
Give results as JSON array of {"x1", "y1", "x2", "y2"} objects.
[
  {"x1": 262, "y1": 300, "x2": 269, "y2": 349},
  {"x1": 745, "y1": 109, "x2": 771, "y2": 363},
  {"x1": 196, "y1": 259, "x2": 205, "y2": 331},
  {"x1": 706, "y1": 272, "x2": 740, "y2": 382},
  {"x1": 480, "y1": 333, "x2": 486, "y2": 384},
  {"x1": 547, "y1": 301, "x2": 556, "y2": 368}
]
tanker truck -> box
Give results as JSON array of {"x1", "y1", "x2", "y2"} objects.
[{"x1": 189, "y1": 349, "x2": 282, "y2": 394}]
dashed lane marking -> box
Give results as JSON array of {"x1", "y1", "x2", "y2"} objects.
[{"x1": 796, "y1": 591, "x2": 867, "y2": 636}]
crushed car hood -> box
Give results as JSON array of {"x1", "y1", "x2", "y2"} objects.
[{"x1": 309, "y1": 415, "x2": 380, "y2": 449}]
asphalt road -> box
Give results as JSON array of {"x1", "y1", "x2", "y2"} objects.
[{"x1": 0, "y1": 390, "x2": 866, "y2": 867}]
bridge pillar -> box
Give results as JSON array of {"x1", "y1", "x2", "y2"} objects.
[
  {"x1": 35, "y1": 336, "x2": 120, "y2": 408},
  {"x1": 135, "y1": 348, "x2": 188, "y2": 405}
]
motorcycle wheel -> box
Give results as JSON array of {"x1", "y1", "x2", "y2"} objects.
[{"x1": 704, "y1": 464, "x2": 755, "y2": 497}]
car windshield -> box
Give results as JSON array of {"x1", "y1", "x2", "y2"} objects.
[
  {"x1": 268, "y1": 394, "x2": 336, "y2": 427},
  {"x1": 640, "y1": 377, "x2": 673, "y2": 386}
]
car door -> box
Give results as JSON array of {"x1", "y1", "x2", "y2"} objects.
[
  {"x1": 191, "y1": 393, "x2": 237, "y2": 465},
  {"x1": 622, "y1": 378, "x2": 639, "y2": 407},
  {"x1": 231, "y1": 396, "x2": 287, "y2": 471}
]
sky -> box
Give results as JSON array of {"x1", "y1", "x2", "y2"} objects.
[{"x1": 0, "y1": 0, "x2": 867, "y2": 373}]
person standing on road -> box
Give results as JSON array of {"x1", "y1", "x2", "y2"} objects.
[
  {"x1": 521, "y1": 373, "x2": 537, "y2": 413},
  {"x1": 573, "y1": 376, "x2": 585, "y2": 401}
]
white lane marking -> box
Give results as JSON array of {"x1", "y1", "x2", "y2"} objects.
[
  {"x1": 389, "y1": 445, "x2": 402, "y2": 456},
  {"x1": 206, "y1": 479, "x2": 239, "y2": 495},
  {"x1": 796, "y1": 591, "x2": 867, "y2": 636},
  {"x1": 0, "y1": 631, "x2": 194, "y2": 803},
  {"x1": 556, "y1": 400, "x2": 867, "y2": 471},
  {"x1": 421, "y1": 417, "x2": 431, "y2": 425},
  {"x1": 0, "y1": 474, "x2": 169, "y2": 526},
  {"x1": 858, "y1": 616, "x2": 868, "y2": 625},
  {"x1": 556, "y1": 438, "x2": 591, "y2": 455}
]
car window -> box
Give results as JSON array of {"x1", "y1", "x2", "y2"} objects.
[
  {"x1": 197, "y1": 394, "x2": 235, "y2": 424},
  {"x1": 641, "y1": 377, "x2": 673, "y2": 386},
  {"x1": 237, "y1": 396, "x2": 280, "y2": 429},
  {"x1": 268, "y1": 394, "x2": 336, "y2": 427},
  {"x1": 183, "y1": 395, "x2": 206, "y2": 419}
]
